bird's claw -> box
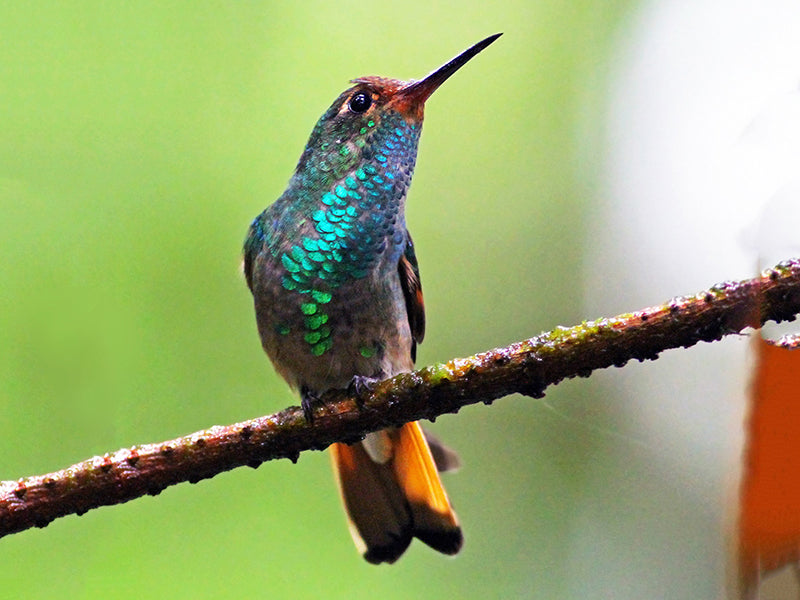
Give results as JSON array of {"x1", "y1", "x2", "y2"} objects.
[
  {"x1": 347, "y1": 375, "x2": 380, "y2": 408},
  {"x1": 300, "y1": 386, "x2": 320, "y2": 423}
]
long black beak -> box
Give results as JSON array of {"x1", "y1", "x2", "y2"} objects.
[{"x1": 399, "y1": 33, "x2": 502, "y2": 104}]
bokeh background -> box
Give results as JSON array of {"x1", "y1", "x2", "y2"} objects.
[{"x1": 2, "y1": 2, "x2": 799, "y2": 598}]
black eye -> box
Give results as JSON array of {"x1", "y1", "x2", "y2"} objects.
[{"x1": 348, "y1": 92, "x2": 372, "y2": 113}]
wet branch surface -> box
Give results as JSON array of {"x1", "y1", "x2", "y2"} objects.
[{"x1": 2, "y1": 259, "x2": 799, "y2": 538}]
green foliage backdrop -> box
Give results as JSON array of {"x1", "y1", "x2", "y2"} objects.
[{"x1": 1, "y1": 2, "x2": 634, "y2": 598}]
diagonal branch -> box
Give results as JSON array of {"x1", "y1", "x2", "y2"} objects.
[{"x1": 1, "y1": 259, "x2": 799, "y2": 538}]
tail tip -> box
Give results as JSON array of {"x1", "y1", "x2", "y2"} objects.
[
  {"x1": 362, "y1": 536, "x2": 412, "y2": 565},
  {"x1": 361, "y1": 527, "x2": 463, "y2": 564},
  {"x1": 416, "y1": 526, "x2": 463, "y2": 556}
]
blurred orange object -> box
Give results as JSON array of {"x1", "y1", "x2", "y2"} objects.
[{"x1": 740, "y1": 335, "x2": 800, "y2": 584}]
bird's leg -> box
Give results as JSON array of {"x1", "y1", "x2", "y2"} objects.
[{"x1": 300, "y1": 385, "x2": 320, "y2": 423}]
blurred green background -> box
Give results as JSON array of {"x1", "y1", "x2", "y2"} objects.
[{"x1": 0, "y1": 2, "x2": 656, "y2": 598}]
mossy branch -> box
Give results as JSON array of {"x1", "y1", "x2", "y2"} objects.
[{"x1": 2, "y1": 259, "x2": 799, "y2": 538}]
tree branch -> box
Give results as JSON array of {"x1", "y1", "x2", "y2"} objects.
[{"x1": 2, "y1": 259, "x2": 799, "y2": 538}]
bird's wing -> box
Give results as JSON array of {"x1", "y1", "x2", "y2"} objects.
[
  {"x1": 242, "y1": 218, "x2": 263, "y2": 293},
  {"x1": 397, "y1": 230, "x2": 425, "y2": 362}
]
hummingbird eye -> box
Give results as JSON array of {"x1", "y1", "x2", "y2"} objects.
[{"x1": 348, "y1": 92, "x2": 372, "y2": 113}]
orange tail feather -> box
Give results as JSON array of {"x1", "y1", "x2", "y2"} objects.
[{"x1": 330, "y1": 421, "x2": 462, "y2": 564}]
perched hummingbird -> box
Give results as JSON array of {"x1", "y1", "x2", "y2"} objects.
[{"x1": 243, "y1": 34, "x2": 501, "y2": 564}]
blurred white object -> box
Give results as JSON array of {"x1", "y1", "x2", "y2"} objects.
[{"x1": 579, "y1": 1, "x2": 800, "y2": 598}]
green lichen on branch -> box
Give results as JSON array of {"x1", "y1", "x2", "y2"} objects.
[{"x1": 1, "y1": 259, "x2": 799, "y2": 538}]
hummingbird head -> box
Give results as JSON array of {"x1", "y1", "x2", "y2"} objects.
[
  {"x1": 292, "y1": 34, "x2": 501, "y2": 185},
  {"x1": 351, "y1": 32, "x2": 503, "y2": 123}
]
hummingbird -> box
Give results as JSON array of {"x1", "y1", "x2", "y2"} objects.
[{"x1": 243, "y1": 33, "x2": 501, "y2": 564}]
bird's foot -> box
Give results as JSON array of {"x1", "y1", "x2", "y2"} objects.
[
  {"x1": 347, "y1": 375, "x2": 379, "y2": 397},
  {"x1": 300, "y1": 386, "x2": 320, "y2": 423},
  {"x1": 347, "y1": 375, "x2": 380, "y2": 409}
]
